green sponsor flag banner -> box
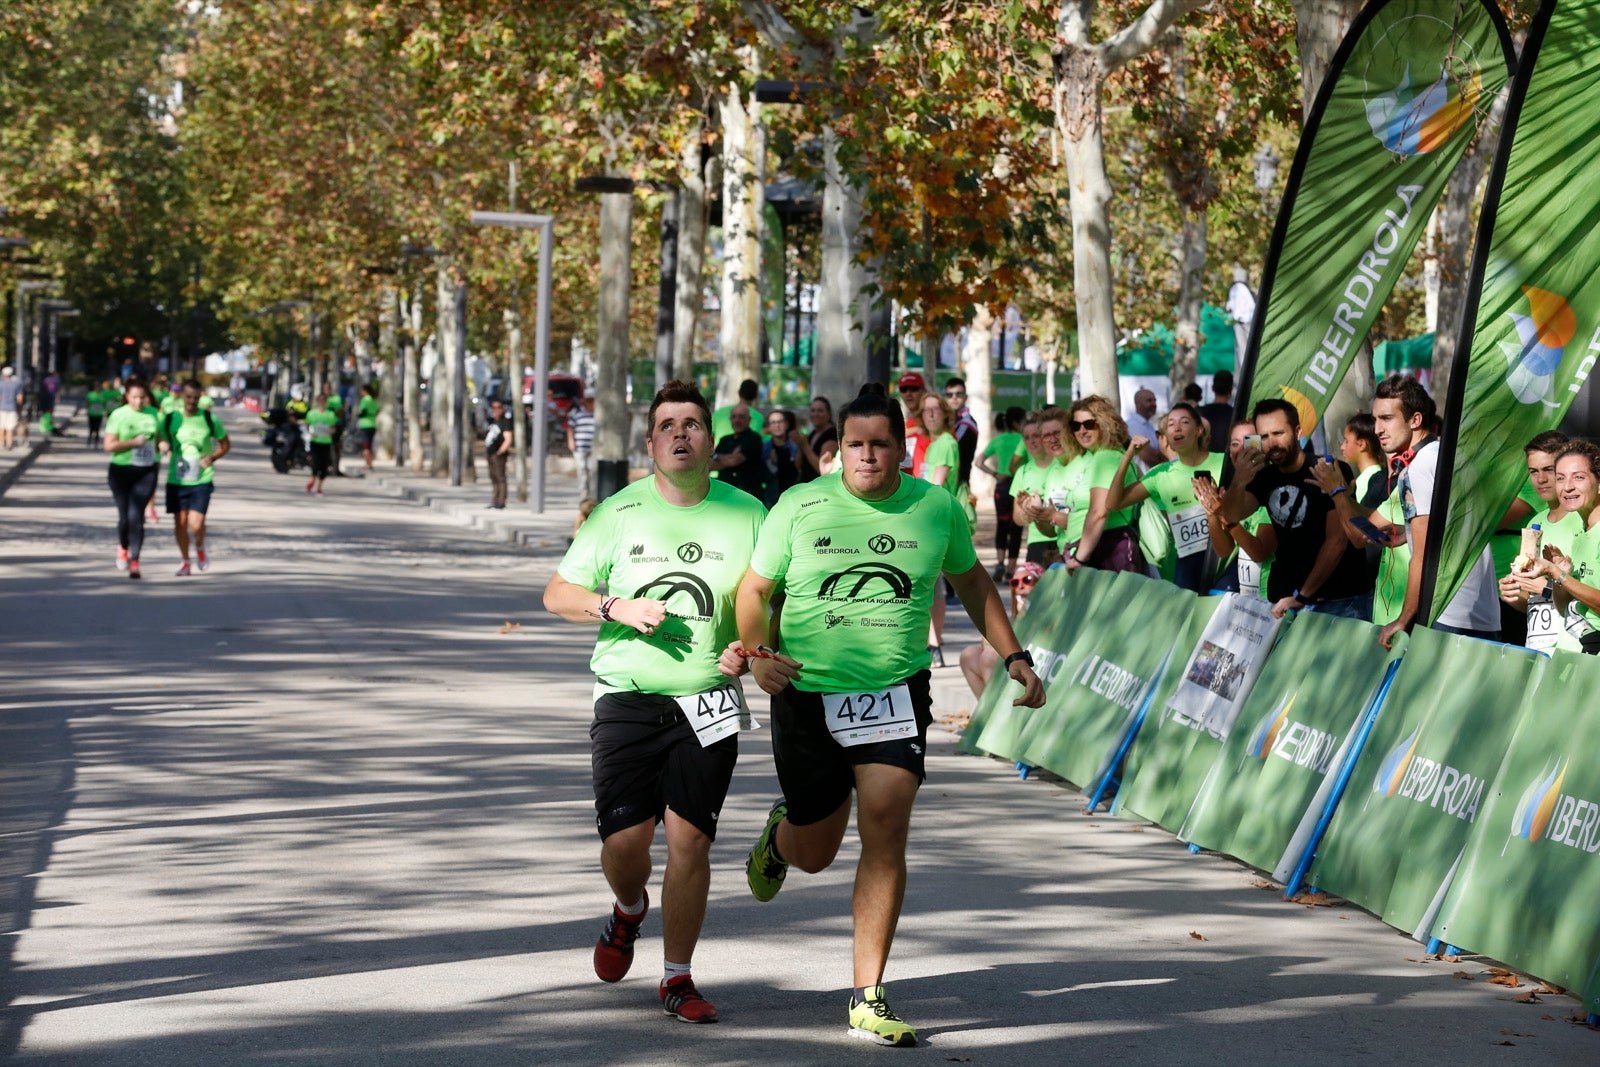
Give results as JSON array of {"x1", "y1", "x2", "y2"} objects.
[
  {"x1": 1013, "y1": 575, "x2": 1199, "y2": 790},
  {"x1": 1107, "y1": 595, "x2": 1227, "y2": 830},
  {"x1": 1307, "y1": 628, "x2": 1545, "y2": 938},
  {"x1": 1424, "y1": 2, "x2": 1600, "y2": 621},
  {"x1": 1180, "y1": 611, "x2": 1396, "y2": 874},
  {"x1": 1434, "y1": 650, "x2": 1600, "y2": 1014},
  {"x1": 959, "y1": 566, "x2": 1110, "y2": 760},
  {"x1": 1237, "y1": 0, "x2": 1513, "y2": 435}
]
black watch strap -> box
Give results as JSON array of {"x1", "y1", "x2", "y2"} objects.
[{"x1": 1004, "y1": 650, "x2": 1034, "y2": 669}]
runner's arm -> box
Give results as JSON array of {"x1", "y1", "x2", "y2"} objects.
[
  {"x1": 541, "y1": 573, "x2": 666, "y2": 632},
  {"x1": 1067, "y1": 486, "x2": 1114, "y2": 571},
  {"x1": 947, "y1": 561, "x2": 1045, "y2": 708},
  {"x1": 104, "y1": 429, "x2": 145, "y2": 454},
  {"x1": 1105, "y1": 441, "x2": 1151, "y2": 513},
  {"x1": 202, "y1": 435, "x2": 231, "y2": 469},
  {"x1": 734, "y1": 566, "x2": 801, "y2": 692}
]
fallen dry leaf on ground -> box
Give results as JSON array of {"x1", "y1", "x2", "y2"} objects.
[
  {"x1": 1189, "y1": 931, "x2": 1207, "y2": 941},
  {"x1": 1487, "y1": 974, "x2": 1522, "y2": 988},
  {"x1": 1453, "y1": 971, "x2": 1473, "y2": 980},
  {"x1": 1513, "y1": 991, "x2": 1540, "y2": 1004},
  {"x1": 1493, "y1": 1040, "x2": 1515, "y2": 1046},
  {"x1": 1250, "y1": 878, "x2": 1277, "y2": 890},
  {"x1": 1535, "y1": 982, "x2": 1565, "y2": 995},
  {"x1": 1500, "y1": 1029, "x2": 1533, "y2": 1037},
  {"x1": 498, "y1": 621, "x2": 522, "y2": 634},
  {"x1": 1287, "y1": 892, "x2": 1337, "y2": 907}
]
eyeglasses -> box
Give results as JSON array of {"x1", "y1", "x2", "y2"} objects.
[
  {"x1": 1010, "y1": 574, "x2": 1040, "y2": 589},
  {"x1": 1040, "y1": 430, "x2": 1063, "y2": 440},
  {"x1": 944, "y1": 390, "x2": 964, "y2": 398},
  {"x1": 1070, "y1": 419, "x2": 1099, "y2": 431}
]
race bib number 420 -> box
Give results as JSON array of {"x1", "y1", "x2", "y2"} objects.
[
  {"x1": 822, "y1": 685, "x2": 915, "y2": 747},
  {"x1": 675, "y1": 683, "x2": 756, "y2": 748}
]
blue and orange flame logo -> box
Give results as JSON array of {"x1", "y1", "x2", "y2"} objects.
[
  {"x1": 1248, "y1": 693, "x2": 1296, "y2": 760},
  {"x1": 1373, "y1": 726, "x2": 1420, "y2": 797},
  {"x1": 1365, "y1": 66, "x2": 1482, "y2": 156},
  {"x1": 1500, "y1": 286, "x2": 1576, "y2": 409},
  {"x1": 1511, "y1": 759, "x2": 1567, "y2": 842}
]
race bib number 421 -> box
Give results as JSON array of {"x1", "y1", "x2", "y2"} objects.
[{"x1": 822, "y1": 685, "x2": 915, "y2": 747}]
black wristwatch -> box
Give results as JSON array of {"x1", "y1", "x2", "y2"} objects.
[{"x1": 1004, "y1": 650, "x2": 1034, "y2": 669}]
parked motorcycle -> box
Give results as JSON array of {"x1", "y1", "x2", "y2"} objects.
[{"x1": 260, "y1": 407, "x2": 309, "y2": 473}]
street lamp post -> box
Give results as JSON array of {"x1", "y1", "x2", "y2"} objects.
[{"x1": 469, "y1": 210, "x2": 555, "y2": 513}]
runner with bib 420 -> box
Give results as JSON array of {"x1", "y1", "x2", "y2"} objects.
[{"x1": 725, "y1": 386, "x2": 1045, "y2": 1047}]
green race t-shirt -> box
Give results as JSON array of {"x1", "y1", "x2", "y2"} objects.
[
  {"x1": 86, "y1": 389, "x2": 109, "y2": 417},
  {"x1": 1373, "y1": 485, "x2": 1412, "y2": 626},
  {"x1": 557, "y1": 477, "x2": 766, "y2": 700},
  {"x1": 983, "y1": 432, "x2": 1022, "y2": 478},
  {"x1": 750, "y1": 472, "x2": 977, "y2": 692},
  {"x1": 1490, "y1": 477, "x2": 1544, "y2": 578},
  {"x1": 165, "y1": 410, "x2": 227, "y2": 486},
  {"x1": 357, "y1": 395, "x2": 379, "y2": 429},
  {"x1": 105, "y1": 405, "x2": 161, "y2": 467},
  {"x1": 921, "y1": 433, "x2": 959, "y2": 495},
  {"x1": 1041, "y1": 454, "x2": 1094, "y2": 544},
  {"x1": 1009, "y1": 456, "x2": 1055, "y2": 545},
  {"x1": 1139, "y1": 452, "x2": 1224, "y2": 513},
  {"x1": 306, "y1": 409, "x2": 339, "y2": 444}
]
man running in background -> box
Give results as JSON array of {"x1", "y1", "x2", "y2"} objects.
[
  {"x1": 163, "y1": 379, "x2": 231, "y2": 576},
  {"x1": 543, "y1": 380, "x2": 766, "y2": 1025}
]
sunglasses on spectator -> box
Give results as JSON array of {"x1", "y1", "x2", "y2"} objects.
[
  {"x1": 1070, "y1": 419, "x2": 1099, "y2": 431},
  {"x1": 944, "y1": 389, "x2": 963, "y2": 397},
  {"x1": 1010, "y1": 574, "x2": 1040, "y2": 589}
]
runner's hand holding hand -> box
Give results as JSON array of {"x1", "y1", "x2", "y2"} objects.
[
  {"x1": 751, "y1": 652, "x2": 803, "y2": 695},
  {"x1": 610, "y1": 597, "x2": 668, "y2": 635},
  {"x1": 718, "y1": 641, "x2": 750, "y2": 678}
]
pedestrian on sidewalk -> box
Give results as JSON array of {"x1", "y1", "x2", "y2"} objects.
[
  {"x1": 566, "y1": 399, "x2": 595, "y2": 501},
  {"x1": 86, "y1": 379, "x2": 115, "y2": 449},
  {"x1": 0, "y1": 367, "x2": 21, "y2": 450},
  {"x1": 103, "y1": 381, "x2": 162, "y2": 580},
  {"x1": 484, "y1": 397, "x2": 513, "y2": 509},
  {"x1": 542, "y1": 379, "x2": 766, "y2": 1025}
]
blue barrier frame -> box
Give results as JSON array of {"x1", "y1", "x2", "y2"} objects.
[
  {"x1": 1084, "y1": 649, "x2": 1173, "y2": 814},
  {"x1": 1283, "y1": 656, "x2": 1404, "y2": 899}
]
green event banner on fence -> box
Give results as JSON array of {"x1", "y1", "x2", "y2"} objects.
[
  {"x1": 1239, "y1": 0, "x2": 1512, "y2": 434},
  {"x1": 1434, "y1": 650, "x2": 1600, "y2": 1014},
  {"x1": 1427, "y1": 1, "x2": 1600, "y2": 621},
  {"x1": 1180, "y1": 611, "x2": 1397, "y2": 875},
  {"x1": 1307, "y1": 628, "x2": 1545, "y2": 939},
  {"x1": 958, "y1": 566, "x2": 1096, "y2": 762},
  {"x1": 1011, "y1": 575, "x2": 1199, "y2": 791}
]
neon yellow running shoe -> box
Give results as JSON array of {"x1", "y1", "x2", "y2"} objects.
[
  {"x1": 848, "y1": 985, "x2": 917, "y2": 1046},
  {"x1": 746, "y1": 799, "x2": 789, "y2": 902}
]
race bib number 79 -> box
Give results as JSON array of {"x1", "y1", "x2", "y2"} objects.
[{"x1": 822, "y1": 685, "x2": 915, "y2": 747}]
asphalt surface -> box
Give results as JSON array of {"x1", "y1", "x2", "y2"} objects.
[{"x1": 1, "y1": 411, "x2": 1595, "y2": 1065}]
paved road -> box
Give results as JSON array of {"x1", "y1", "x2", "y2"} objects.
[{"x1": 2, "y1": 414, "x2": 1595, "y2": 1065}]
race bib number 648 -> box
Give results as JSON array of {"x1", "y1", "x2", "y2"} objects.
[{"x1": 822, "y1": 685, "x2": 915, "y2": 747}]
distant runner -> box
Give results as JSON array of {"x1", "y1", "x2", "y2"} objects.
[{"x1": 162, "y1": 380, "x2": 231, "y2": 576}]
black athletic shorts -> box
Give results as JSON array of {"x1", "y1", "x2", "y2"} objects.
[
  {"x1": 770, "y1": 670, "x2": 933, "y2": 826},
  {"x1": 167, "y1": 482, "x2": 214, "y2": 515},
  {"x1": 590, "y1": 691, "x2": 738, "y2": 842}
]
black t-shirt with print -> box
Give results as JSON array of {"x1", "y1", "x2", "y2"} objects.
[{"x1": 1224, "y1": 444, "x2": 1372, "y2": 603}]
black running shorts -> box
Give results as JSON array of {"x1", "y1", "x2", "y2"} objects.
[
  {"x1": 770, "y1": 670, "x2": 933, "y2": 827},
  {"x1": 590, "y1": 691, "x2": 738, "y2": 842},
  {"x1": 167, "y1": 482, "x2": 214, "y2": 515}
]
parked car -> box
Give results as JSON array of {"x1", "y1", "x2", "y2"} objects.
[{"x1": 521, "y1": 372, "x2": 584, "y2": 417}]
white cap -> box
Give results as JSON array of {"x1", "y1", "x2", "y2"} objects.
[{"x1": 1, "y1": 366, "x2": 13, "y2": 377}]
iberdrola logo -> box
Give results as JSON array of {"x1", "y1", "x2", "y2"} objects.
[
  {"x1": 1248, "y1": 692, "x2": 1297, "y2": 759},
  {"x1": 1511, "y1": 758, "x2": 1567, "y2": 842},
  {"x1": 1360, "y1": 12, "x2": 1485, "y2": 158},
  {"x1": 1373, "y1": 726, "x2": 1420, "y2": 798},
  {"x1": 1501, "y1": 286, "x2": 1576, "y2": 409},
  {"x1": 1365, "y1": 65, "x2": 1483, "y2": 156},
  {"x1": 1276, "y1": 387, "x2": 1319, "y2": 438}
]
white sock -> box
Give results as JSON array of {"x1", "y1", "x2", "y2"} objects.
[
  {"x1": 664, "y1": 960, "x2": 692, "y2": 982},
  {"x1": 616, "y1": 896, "x2": 646, "y2": 917}
]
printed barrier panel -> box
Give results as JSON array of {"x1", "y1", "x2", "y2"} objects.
[
  {"x1": 1306, "y1": 627, "x2": 1546, "y2": 938},
  {"x1": 1012, "y1": 574, "x2": 1200, "y2": 790},
  {"x1": 957, "y1": 566, "x2": 1103, "y2": 761},
  {"x1": 1114, "y1": 594, "x2": 1283, "y2": 832},
  {"x1": 1179, "y1": 611, "x2": 1396, "y2": 872},
  {"x1": 1434, "y1": 650, "x2": 1600, "y2": 1014}
]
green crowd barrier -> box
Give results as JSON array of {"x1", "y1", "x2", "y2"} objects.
[
  {"x1": 1177, "y1": 611, "x2": 1398, "y2": 873},
  {"x1": 1010, "y1": 574, "x2": 1199, "y2": 790},
  {"x1": 1433, "y1": 650, "x2": 1600, "y2": 1015},
  {"x1": 1305, "y1": 628, "x2": 1546, "y2": 939},
  {"x1": 958, "y1": 565, "x2": 1092, "y2": 762}
]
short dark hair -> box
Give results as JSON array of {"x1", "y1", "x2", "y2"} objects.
[
  {"x1": 945, "y1": 376, "x2": 966, "y2": 389},
  {"x1": 1556, "y1": 440, "x2": 1600, "y2": 478},
  {"x1": 810, "y1": 395, "x2": 833, "y2": 416},
  {"x1": 1344, "y1": 413, "x2": 1383, "y2": 460},
  {"x1": 180, "y1": 378, "x2": 203, "y2": 393},
  {"x1": 1526, "y1": 430, "x2": 1570, "y2": 456},
  {"x1": 1168, "y1": 401, "x2": 1203, "y2": 425},
  {"x1": 1182, "y1": 383, "x2": 1203, "y2": 403},
  {"x1": 1374, "y1": 374, "x2": 1436, "y2": 428},
  {"x1": 1251, "y1": 397, "x2": 1299, "y2": 431},
  {"x1": 647, "y1": 379, "x2": 713, "y2": 434},
  {"x1": 1005, "y1": 405, "x2": 1025, "y2": 428},
  {"x1": 738, "y1": 378, "x2": 760, "y2": 402},
  {"x1": 837, "y1": 389, "x2": 906, "y2": 451},
  {"x1": 767, "y1": 408, "x2": 797, "y2": 433},
  {"x1": 1213, "y1": 370, "x2": 1234, "y2": 396}
]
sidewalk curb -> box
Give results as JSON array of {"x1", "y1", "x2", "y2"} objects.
[
  {"x1": 0, "y1": 437, "x2": 52, "y2": 500},
  {"x1": 364, "y1": 469, "x2": 572, "y2": 553}
]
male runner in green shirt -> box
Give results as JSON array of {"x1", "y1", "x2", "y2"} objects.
[
  {"x1": 543, "y1": 380, "x2": 766, "y2": 1025},
  {"x1": 162, "y1": 379, "x2": 230, "y2": 576},
  {"x1": 729, "y1": 388, "x2": 1045, "y2": 1046}
]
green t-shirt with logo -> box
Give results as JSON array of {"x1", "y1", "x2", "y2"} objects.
[
  {"x1": 750, "y1": 472, "x2": 978, "y2": 692},
  {"x1": 558, "y1": 477, "x2": 766, "y2": 700},
  {"x1": 105, "y1": 405, "x2": 161, "y2": 467},
  {"x1": 306, "y1": 409, "x2": 339, "y2": 444},
  {"x1": 357, "y1": 395, "x2": 379, "y2": 429},
  {"x1": 1041, "y1": 450, "x2": 1138, "y2": 547},
  {"x1": 1139, "y1": 452, "x2": 1224, "y2": 514},
  {"x1": 1373, "y1": 484, "x2": 1412, "y2": 626},
  {"x1": 165, "y1": 410, "x2": 228, "y2": 486},
  {"x1": 1009, "y1": 456, "x2": 1055, "y2": 546},
  {"x1": 983, "y1": 432, "x2": 1022, "y2": 478}
]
